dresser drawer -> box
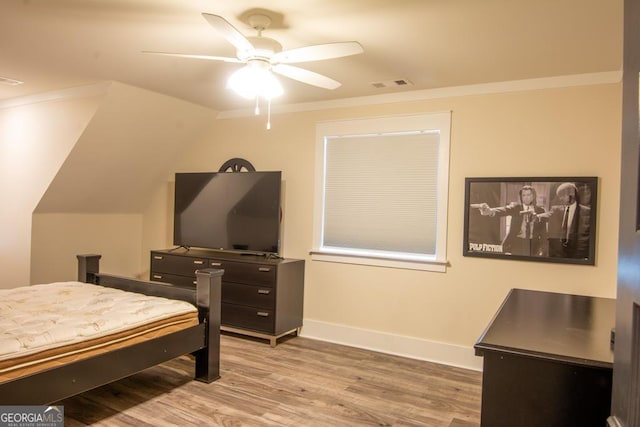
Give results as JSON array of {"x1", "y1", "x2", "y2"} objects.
[
  {"x1": 222, "y1": 303, "x2": 274, "y2": 333},
  {"x1": 150, "y1": 271, "x2": 196, "y2": 288},
  {"x1": 151, "y1": 252, "x2": 207, "y2": 277},
  {"x1": 150, "y1": 249, "x2": 304, "y2": 344},
  {"x1": 208, "y1": 259, "x2": 276, "y2": 287},
  {"x1": 222, "y1": 282, "x2": 274, "y2": 309}
]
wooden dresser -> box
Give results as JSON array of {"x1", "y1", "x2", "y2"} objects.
[{"x1": 150, "y1": 249, "x2": 304, "y2": 346}]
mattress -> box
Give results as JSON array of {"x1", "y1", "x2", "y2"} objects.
[{"x1": 0, "y1": 281, "x2": 199, "y2": 381}]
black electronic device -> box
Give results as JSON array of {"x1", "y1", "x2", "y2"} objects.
[{"x1": 173, "y1": 171, "x2": 281, "y2": 255}]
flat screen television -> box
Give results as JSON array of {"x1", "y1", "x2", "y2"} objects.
[{"x1": 173, "y1": 171, "x2": 282, "y2": 254}]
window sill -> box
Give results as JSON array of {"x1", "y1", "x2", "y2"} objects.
[{"x1": 310, "y1": 251, "x2": 448, "y2": 272}]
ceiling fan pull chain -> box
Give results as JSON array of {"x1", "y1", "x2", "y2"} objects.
[
  {"x1": 267, "y1": 98, "x2": 272, "y2": 130},
  {"x1": 254, "y1": 96, "x2": 260, "y2": 115}
]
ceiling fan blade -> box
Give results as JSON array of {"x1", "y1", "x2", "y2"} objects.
[
  {"x1": 201, "y1": 13, "x2": 254, "y2": 52},
  {"x1": 274, "y1": 42, "x2": 363, "y2": 64},
  {"x1": 272, "y1": 64, "x2": 341, "y2": 90},
  {"x1": 142, "y1": 51, "x2": 242, "y2": 63}
]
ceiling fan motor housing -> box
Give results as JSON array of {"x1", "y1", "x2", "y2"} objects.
[{"x1": 238, "y1": 36, "x2": 283, "y2": 61}]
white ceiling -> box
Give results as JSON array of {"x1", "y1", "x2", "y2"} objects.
[{"x1": 0, "y1": 0, "x2": 623, "y2": 112}]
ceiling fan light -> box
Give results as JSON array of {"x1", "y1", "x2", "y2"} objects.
[{"x1": 227, "y1": 62, "x2": 283, "y2": 100}]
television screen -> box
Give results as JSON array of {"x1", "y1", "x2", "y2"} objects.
[{"x1": 173, "y1": 171, "x2": 282, "y2": 254}]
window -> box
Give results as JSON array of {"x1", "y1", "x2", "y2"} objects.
[{"x1": 312, "y1": 112, "x2": 451, "y2": 272}]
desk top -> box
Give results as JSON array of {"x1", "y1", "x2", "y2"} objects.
[{"x1": 474, "y1": 288, "x2": 615, "y2": 369}]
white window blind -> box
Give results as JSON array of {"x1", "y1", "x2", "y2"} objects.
[
  {"x1": 313, "y1": 112, "x2": 451, "y2": 272},
  {"x1": 323, "y1": 132, "x2": 439, "y2": 255}
]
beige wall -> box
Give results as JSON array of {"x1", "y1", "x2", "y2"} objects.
[
  {"x1": 2, "y1": 77, "x2": 620, "y2": 369},
  {"x1": 31, "y1": 213, "x2": 144, "y2": 283},
  {"x1": 149, "y1": 81, "x2": 621, "y2": 368},
  {"x1": 26, "y1": 83, "x2": 216, "y2": 285},
  {"x1": 0, "y1": 94, "x2": 103, "y2": 288}
]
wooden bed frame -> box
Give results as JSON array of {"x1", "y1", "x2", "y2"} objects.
[{"x1": 0, "y1": 254, "x2": 222, "y2": 405}]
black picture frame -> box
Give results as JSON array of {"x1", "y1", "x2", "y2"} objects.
[{"x1": 463, "y1": 177, "x2": 597, "y2": 265}]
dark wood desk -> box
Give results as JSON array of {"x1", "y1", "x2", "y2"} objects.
[{"x1": 474, "y1": 288, "x2": 615, "y2": 427}]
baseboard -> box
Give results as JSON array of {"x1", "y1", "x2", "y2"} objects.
[{"x1": 299, "y1": 319, "x2": 483, "y2": 371}]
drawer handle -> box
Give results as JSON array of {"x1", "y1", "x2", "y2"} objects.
[
  {"x1": 192, "y1": 280, "x2": 197, "y2": 285},
  {"x1": 210, "y1": 262, "x2": 222, "y2": 267},
  {"x1": 193, "y1": 260, "x2": 204, "y2": 265},
  {"x1": 256, "y1": 311, "x2": 270, "y2": 317},
  {"x1": 257, "y1": 289, "x2": 271, "y2": 295},
  {"x1": 152, "y1": 274, "x2": 163, "y2": 279},
  {"x1": 153, "y1": 255, "x2": 163, "y2": 260},
  {"x1": 258, "y1": 267, "x2": 271, "y2": 272}
]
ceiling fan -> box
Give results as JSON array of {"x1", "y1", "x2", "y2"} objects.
[{"x1": 144, "y1": 13, "x2": 364, "y2": 100}]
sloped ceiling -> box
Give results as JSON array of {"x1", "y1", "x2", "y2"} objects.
[
  {"x1": 34, "y1": 82, "x2": 216, "y2": 213},
  {"x1": 0, "y1": 0, "x2": 623, "y2": 112}
]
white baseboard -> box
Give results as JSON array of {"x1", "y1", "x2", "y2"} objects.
[{"x1": 299, "y1": 319, "x2": 483, "y2": 372}]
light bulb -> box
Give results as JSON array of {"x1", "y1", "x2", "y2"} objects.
[{"x1": 227, "y1": 60, "x2": 283, "y2": 100}]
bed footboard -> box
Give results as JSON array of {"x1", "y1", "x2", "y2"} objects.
[
  {"x1": 77, "y1": 254, "x2": 222, "y2": 383},
  {"x1": 194, "y1": 269, "x2": 222, "y2": 383}
]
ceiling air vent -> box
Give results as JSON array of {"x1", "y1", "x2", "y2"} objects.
[{"x1": 370, "y1": 79, "x2": 413, "y2": 89}]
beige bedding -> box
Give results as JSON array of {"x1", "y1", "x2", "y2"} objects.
[{"x1": 0, "y1": 281, "x2": 199, "y2": 381}]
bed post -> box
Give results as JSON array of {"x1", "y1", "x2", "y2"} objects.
[
  {"x1": 194, "y1": 268, "x2": 223, "y2": 383},
  {"x1": 77, "y1": 254, "x2": 102, "y2": 283}
]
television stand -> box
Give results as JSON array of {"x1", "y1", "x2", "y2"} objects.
[{"x1": 150, "y1": 249, "x2": 305, "y2": 347}]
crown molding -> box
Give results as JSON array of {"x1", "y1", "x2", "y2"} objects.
[
  {"x1": 217, "y1": 71, "x2": 622, "y2": 119},
  {"x1": 0, "y1": 71, "x2": 621, "y2": 115},
  {"x1": 0, "y1": 81, "x2": 112, "y2": 110}
]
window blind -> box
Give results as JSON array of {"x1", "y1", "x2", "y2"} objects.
[{"x1": 322, "y1": 131, "x2": 440, "y2": 256}]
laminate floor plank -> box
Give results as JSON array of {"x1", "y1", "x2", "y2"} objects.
[{"x1": 60, "y1": 334, "x2": 481, "y2": 426}]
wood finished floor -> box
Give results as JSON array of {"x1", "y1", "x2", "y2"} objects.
[{"x1": 59, "y1": 333, "x2": 482, "y2": 426}]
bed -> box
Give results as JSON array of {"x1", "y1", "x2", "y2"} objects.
[{"x1": 0, "y1": 254, "x2": 222, "y2": 405}]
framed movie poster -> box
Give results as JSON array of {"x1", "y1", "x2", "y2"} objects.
[{"x1": 463, "y1": 177, "x2": 597, "y2": 265}]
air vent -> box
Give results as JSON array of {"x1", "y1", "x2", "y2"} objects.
[
  {"x1": 0, "y1": 76, "x2": 24, "y2": 86},
  {"x1": 370, "y1": 79, "x2": 413, "y2": 89}
]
